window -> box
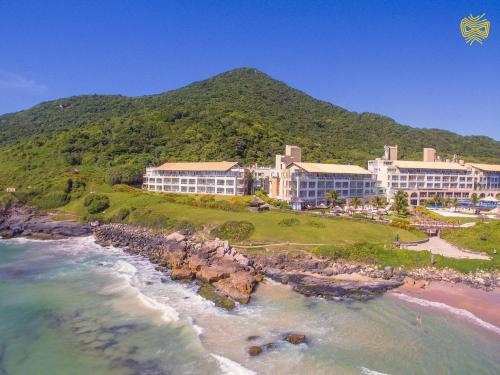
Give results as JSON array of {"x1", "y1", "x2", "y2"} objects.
[
  {"x1": 189, "y1": 179, "x2": 196, "y2": 185},
  {"x1": 226, "y1": 180, "x2": 234, "y2": 186},
  {"x1": 226, "y1": 188, "x2": 234, "y2": 195},
  {"x1": 217, "y1": 188, "x2": 224, "y2": 194},
  {"x1": 308, "y1": 181, "x2": 316, "y2": 188},
  {"x1": 181, "y1": 179, "x2": 188, "y2": 184},
  {"x1": 308, "y1": 190, "x2": 315, "y2": 197}
]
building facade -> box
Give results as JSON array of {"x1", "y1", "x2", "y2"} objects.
[
  {"x1": 143, "y1": 162, "x2": 249, "y2": 196},
  {"x1": 282, "y1": 162, "x2": 376, "y2": 209},
  {"x1": 368, "y1": 146, "x2": 500, "y2": 205}
]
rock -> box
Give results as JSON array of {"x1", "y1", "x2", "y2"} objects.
[
  {"x1": 384, "y1": 266, "x2": 393, "y2": 279},
  {"x1": 230, "y1": 271, "x2": 257, "y2": 295},
  {"x1": 213, "y1": 278, "x2": 250, "y2": 304},
  {"x1": 284, "y1": 333, "x2": 306, "y2": 345},
  {"x1": 248, "y1": 346, "x2": 263, "y2": 356},
  {"x1": 247, "y1": 335, "x2": 261, "y2": 341},
  {"x1": 166, "y1": 232, "x2": 186, "y2": 243},
  {"x1": 198, "y1": 284, "x2": 235, "y2": 310},
  {"x1": 196, "y1": 265, "x2": 230, "y2": 283},
  {"x1": 187, "y1": 255, "x2": 209, "y2": 271},
  {"x1": 171, "y1": 267, "x2": 194, "y2": 281},
  {"x1": 163, "y1": 249, "x2": 185, "y2": 268}
]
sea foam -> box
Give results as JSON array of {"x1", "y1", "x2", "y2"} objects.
[
  {"x1": 360, "y1": 367, "x2": 391, "y2": 375},
  {"x1": 393, "y1": 293, "x2": 500, "y2": 335},
  {"x1": 211, "y1": 354, "x2": 256, "y2": 375}
]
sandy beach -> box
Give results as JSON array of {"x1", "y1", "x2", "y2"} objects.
[{"x1": 393, "y1": 281, "x2": 500, "y2": 328}]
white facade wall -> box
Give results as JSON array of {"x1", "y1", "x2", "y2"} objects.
[{"x1": 143, "y1": 168, "x2": 247, "y2": 196}]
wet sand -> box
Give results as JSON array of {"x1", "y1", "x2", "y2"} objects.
[{"x1": 393, "y1": 281, "x2": 500, "y2": 328}]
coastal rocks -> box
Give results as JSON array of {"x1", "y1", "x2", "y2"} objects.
[
  {"x1": 0, "y1": 206, "x2": 92, "y2": 238},
  {"x1": 284, "y1": 333, "x2": 307, "y2": 345},
  {"x1": 94, "y1": 224, "x2": 259, "y2": 306},
  {"x1": 287, "y1": 273, "x2": 403, "y2": 301},
  {"x1": 248, "y1": 346, "x2": 263, "y2": 356},
  {"x1": 170, "y1": 267, "x2": 193, "y2": 281}
]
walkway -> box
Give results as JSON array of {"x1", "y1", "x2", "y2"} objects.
[{"x1": 402, "y1": 236, "x2": 490, "y2": 260}]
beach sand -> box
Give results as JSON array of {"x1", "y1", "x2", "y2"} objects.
[{"x1": 394, "y1": 281, "x2": 500, "y2": 328}]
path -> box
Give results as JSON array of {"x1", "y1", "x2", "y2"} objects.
[
  {"x1": 233, "y1": 242, "x2": 326, "y2": 249},
  {"x1": 402, "y1": 236, "x2": 490, "y2": 260}
]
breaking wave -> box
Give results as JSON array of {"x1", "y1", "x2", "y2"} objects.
[
  {"x1": 393, "y1": 293, "x2": 500, "y2": 335},
  {"x1": 211, "y1": 354, "x2": 256, "y2": 375}
]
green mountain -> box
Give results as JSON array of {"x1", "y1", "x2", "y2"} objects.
[{"x1": 1, "y1": 68, "x2": 499, "y2": 203}]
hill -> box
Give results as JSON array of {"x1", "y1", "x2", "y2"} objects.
[{"x1": 0, "y1": 67, "x2": 499, "y2": 204}]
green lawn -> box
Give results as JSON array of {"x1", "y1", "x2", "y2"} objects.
[
  {"x1": 441, "y1": 221, "x2": 500, "y2": 255},
  {"x1": 61, "y1": 189, "x2": 426, "y2": 246}
]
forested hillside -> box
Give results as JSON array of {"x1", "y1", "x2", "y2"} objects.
[{"x1": 0, "y1": 67, "x2": 499, "y2": 206}]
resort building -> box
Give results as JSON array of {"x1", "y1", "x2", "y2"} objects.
[
  {"x1": 368, "y1": 146, "x2": 500, "y2": 205},
  {"x1": 466, "y1": 163, "x2": 500, "y2": 194},
  {"x1": 143, "y1": 162, "x2": 249, "y2": 196},
  {"x1": 269, "y1": 146, "x2": 376, "y2": 210}
]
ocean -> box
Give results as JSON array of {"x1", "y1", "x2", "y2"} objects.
[{"x1": 0, "y1": 237, "x2": 498, "y2": 375}]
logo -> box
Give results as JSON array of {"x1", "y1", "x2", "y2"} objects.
[{"x1": 460, "y1": 14, "x2": 490, "y2": 45}]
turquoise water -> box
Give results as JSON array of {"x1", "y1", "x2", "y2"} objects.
[{"x1": 0, "y1": 237, "x2": 499, "y2": 375}]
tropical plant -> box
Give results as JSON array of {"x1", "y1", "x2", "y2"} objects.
[
  {"x1": 371, "y1": 195, "x2": 387, "y2": 209},
  {"x1": 470, "y1": 193, "x2": 479, "y2": 208},
  {"x1": 325, "y1": 190, "x2": 343, "y2": 208},
  {"x1": 392, "y1": 190, "x2": 409, "y2": 217},
  {"x1": 350, "y1": 197, "x2": 362, "y2": 209}
]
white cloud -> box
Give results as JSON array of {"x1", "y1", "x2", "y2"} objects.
[{"x1": 0, "y1": 72, "x2": 47, "y2": 94}]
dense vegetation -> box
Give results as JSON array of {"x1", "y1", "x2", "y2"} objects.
[{"x1": 1, "y1": 68, "x2": 499, "y2": 205}]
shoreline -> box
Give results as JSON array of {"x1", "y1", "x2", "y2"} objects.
[{"x1": 392, "y1": 281, "x2": 500, "y2": 333}]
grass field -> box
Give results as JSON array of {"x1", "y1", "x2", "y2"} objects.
[
  {"x1": 61, "y1": 188, "x2": 426, "y2": 246},
  {"x1": 441, "y1": 221, "x2": 500, "y2": 255}
]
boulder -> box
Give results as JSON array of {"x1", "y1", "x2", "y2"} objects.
[
  {"x1": 163, "y1": 249, "x2": 185, "y2": 268},
  {"x1": 285, "y1": 333, "x2": 306, "y2": 345},
  {"x1": 166, "y1": 232, "x2": 186, "y2": 243},
  {"x1": 171, "y1": 267, "x2": 194, "y2": 281},
  {"x1": 248, "y1": 346, "x2": 262, "y2": 356},
  {"x1": 284, "y1": 333, "x2": 306, "y2": 345},
  {"x1": 187, "y1": 254, "x2": 209, "y2": 271},
  {"x1": 231, "y1": 271, "x2": 257, "y2": 295},
  {"x1": 213, "y1": 278, "x2": 251, "y2": 304},
  {"x1": 196, "y1": 265, "x2": 230, "y2": 283}
]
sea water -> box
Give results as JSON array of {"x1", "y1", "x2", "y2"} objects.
[{"x1": 0, "y1": 237, "x2": 498, "y2": 375}]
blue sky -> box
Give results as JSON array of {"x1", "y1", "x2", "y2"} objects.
[{"x1": 1, "y1": 0, "x2": 499, "y2": 139}]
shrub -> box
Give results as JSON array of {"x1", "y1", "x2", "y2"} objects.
[
  {"x1": 106, "y1": 164, "x2": 144, "y2": 186},
  {"x1": 111, "y1": 208, "x2": 130, "y2": 222},
  {"x1": 174, "y1": 220, "x2": 197, "y2": 235},
  {"x1": 36, "y1": 191, "x2": 70, "y2": 209},
  {"x1": 278, "y1": 218, "x2": 300, "y2": 227},
  {"x1": 83, "y1": 194, "x2": 110, "y2": 214},
  {"x1": 210, "y1": 221, "x2": 255, "y2": 241},
  {"x1": 0, "y1": 193, "x2": 16, "y2": 209}
]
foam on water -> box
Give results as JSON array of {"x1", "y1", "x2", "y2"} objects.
[
  {"x1": 360, "y1": 367, "x2": 391, "y2": 375},
  {"x1": 211, "y1": 354, "x2": 256, "y2": 375},
  {"x1": 392, "y1": 293, "x2": 500, "y2": 335}
]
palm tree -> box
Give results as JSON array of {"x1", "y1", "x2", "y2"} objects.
[
  {"x1": 470, "y1": 193, "x2": 478, "y2": 209},
  {"x1": 371, "y1": 195, "x2": 387, "y2": 209},
  {"x1": 350, "y1": 197, "x2": 362, "y2": 209},
  {"x1": 432, "y1": 193, "x2": 442, "y2": 207},
  {"x1": 325, "y1": 190, "x2": 342, "y2": 208},
  {"x1": 452, "y1": 198, "x2": 459, "y2": 211}
]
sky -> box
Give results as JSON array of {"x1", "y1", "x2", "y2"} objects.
[{"x1": 1, "y1": 0, "x2": 499, "y2": 139}]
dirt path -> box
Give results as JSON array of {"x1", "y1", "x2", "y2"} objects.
[{"x1": 402, "y1": 236, "x2": 490, "y2": 260}]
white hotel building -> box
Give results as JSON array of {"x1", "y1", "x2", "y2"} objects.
[
  {"x1": 143, "y1": 162, "x2": 249, "y2": 196},
  {"x1": 368, "y1": 146, "x2": 500, "y2": 205}
]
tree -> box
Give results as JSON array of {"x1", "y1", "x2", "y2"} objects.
[
  {"x1": 432, "y1": 193, "x2": 442, "y2": 207},
  {"x1": 470, "y1": 193, "x2": 478, "y2": 209},
  {"x1": 392, "y1": 190, "x2": 409, "y2": 217},
  {"x1": 371, "y1": 195, "x2": 387, "y2": 209},
  {"x1": 325, "y1": 190, "x2": 343, "y2": 208},
  {"x1": 350, "y1": 197, "x2": 362, "y2": 209},
  {"x1": 452, "y1": 198, "x2": 459, "y2": 211}
]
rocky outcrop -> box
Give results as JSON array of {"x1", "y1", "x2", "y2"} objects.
[
  {"x1": 0, "y1": 206, "x2": 91, "y2": 238},
  {"x1": 94, "y1": 224, "x2": 258, "y2": 305}
]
